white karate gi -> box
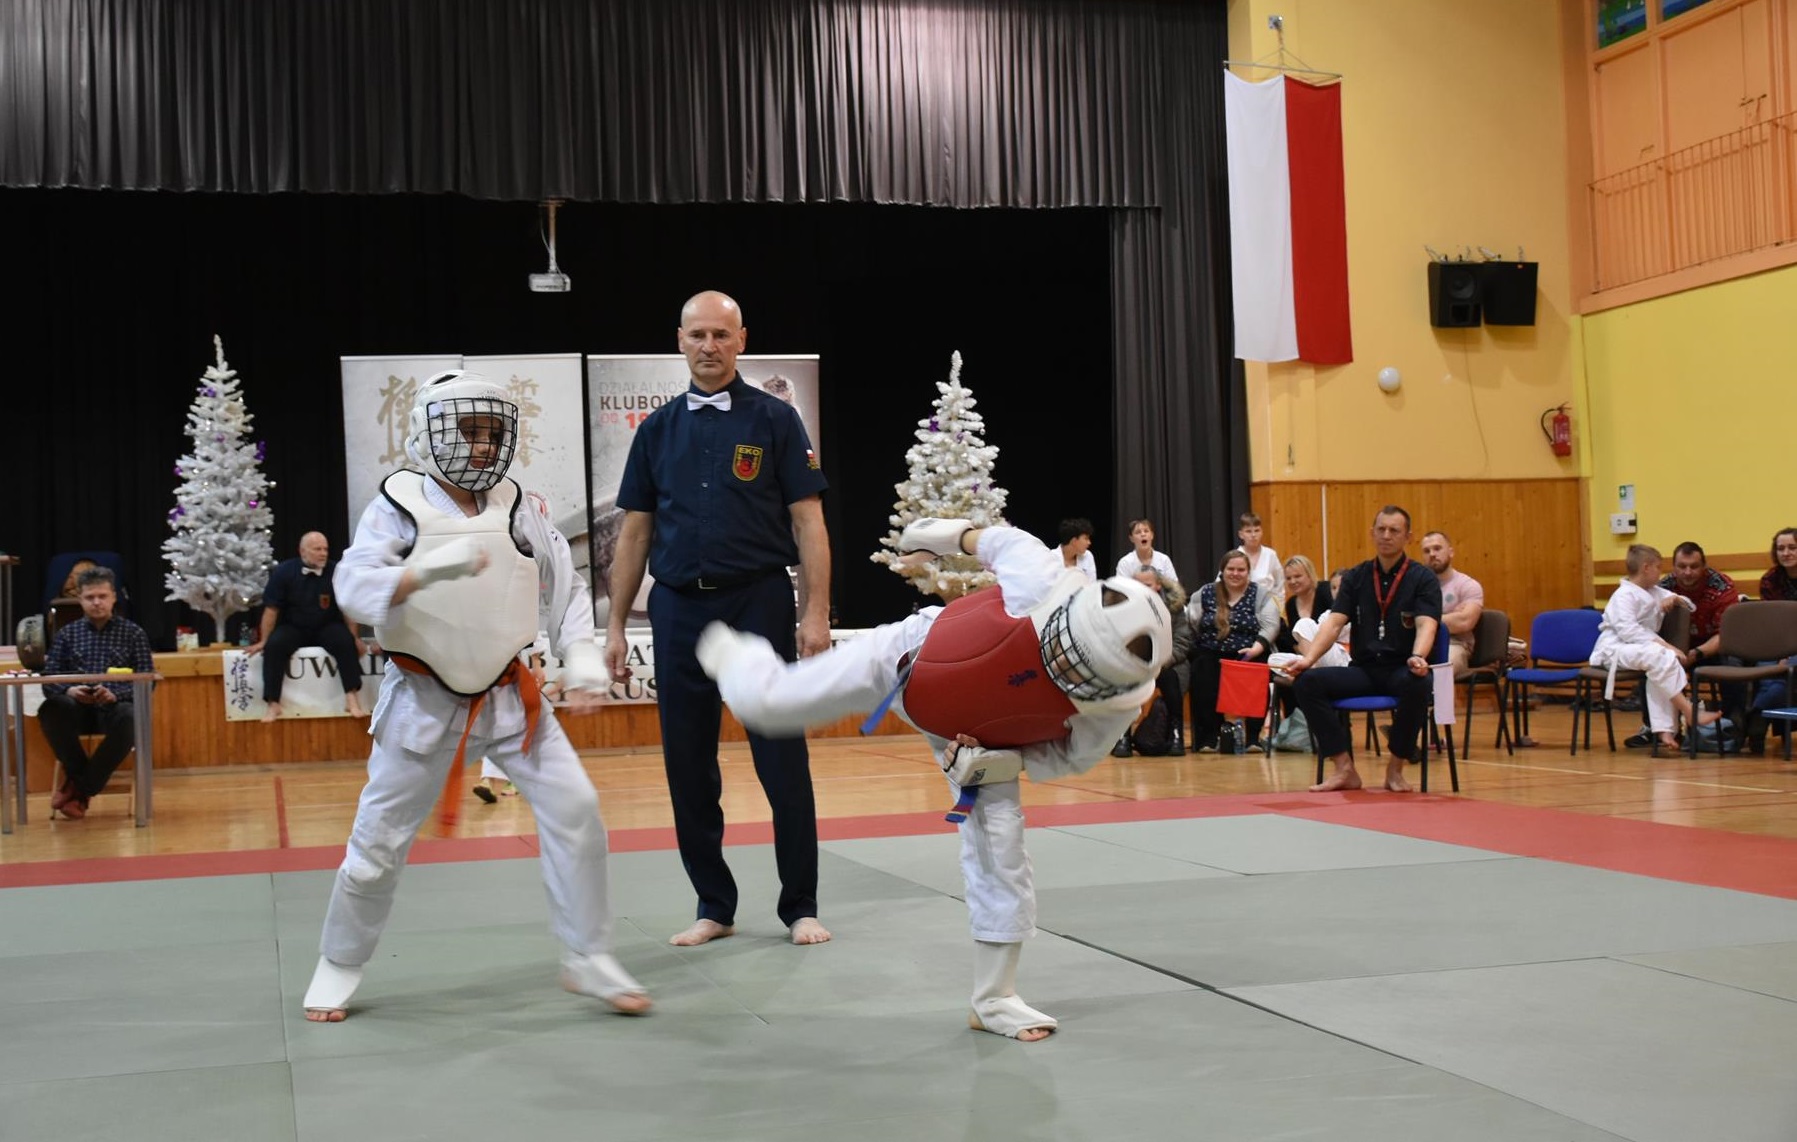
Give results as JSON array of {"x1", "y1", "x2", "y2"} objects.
[
  {"x1": 715, "y1": 527, "x2": 1145, "y2": 943},
  {"x1": 318, "y1": 478, "x2": 620, "y2": 966},
  {"x1": 1591, "y1": 579, "x2": 1690, "y2": 734}
]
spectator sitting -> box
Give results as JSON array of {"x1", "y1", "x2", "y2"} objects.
[
  {"x1": 1058, "y1": 517, "x2": 1098, "y2": 582},
  {"x1": 1116, "y1": 518, "x2": 1177, "y2": 584},
  {"x1": 246, "y1": 531, "x2": 368, "y2": 722},
  {"x1": 1187, "y1": 549, "x2": 1279, "y2": 751},
  {"x1": 1760, "y1": 527, "x2": 1797, "y2": 601},
  {"x1": 1747, "y1": 526, "x2": 1797, "y2": 754},
  {"x1": 1420, "y1": 530, "x2": 1484, "y2": 678},
  {"x1": 1287, "y1": 506, "x2": 1441, "y2": 792},
  {"x1": 1270, "y1": 555, "x2": 1347, "y2": 682},
  {"x1": 1591, "y1": 544, "x2": 1719, "y2": 751},
  {"x1": 1661, "y1": 541, "x2": 1742, "y2": 662},
  {"x1": 38, "y1": 567, "x2": 155, "y2": 820},
  {"x1": 1236, "y1": 512, "x2": 1283, "y2": 603}
]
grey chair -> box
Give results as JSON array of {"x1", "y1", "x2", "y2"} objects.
[
  {"x1": 1687, "y1": 601, "x2": 1797, "y2": 757},
  {"x1": 1459, "y1": 609, "x2": 1510, "y2": 757}
]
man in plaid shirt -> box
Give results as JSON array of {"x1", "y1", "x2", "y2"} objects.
[{"x1": 39, "y1": 567, "x2": 154, "y2": 819}]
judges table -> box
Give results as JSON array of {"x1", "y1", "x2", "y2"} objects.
[{"x1": 0, "y1": 671, "x2": 162, "y2": 832}]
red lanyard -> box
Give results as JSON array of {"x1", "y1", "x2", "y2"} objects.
[{"x1": 1372, "y1": 555, "x2": 1407, "y2": 642}]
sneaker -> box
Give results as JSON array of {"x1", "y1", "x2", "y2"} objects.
[
  {"x1": 1110, "y1": 736, "x2": 1133, "y2": 758},
  {"x1": 1623, "y1": 726, "x2": 1654, "y2": 749}
]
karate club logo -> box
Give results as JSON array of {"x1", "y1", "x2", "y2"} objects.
[{"x1": 732, "y1": 445, "x2": 763, "y2": 481}]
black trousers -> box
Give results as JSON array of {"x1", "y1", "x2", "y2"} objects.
[
  {"x1": 263, "y1": 623, "x2": 363, "y2": 702},
  {"x1": 38, "y1": 694, "x2": 135, "y2": 797},
  {"x1": 1189, "y1": 646, "x2": 1265, "y2": 747},
  {"x1": 1154, "y1": 665, "x2": 1185, "y2": 736},
  {"x1": 648, "y1": 573, "x2": 818, "y2": 928},
  {"x1": 1294, "y1": 662, "x2": 1431, "y2": 760}
]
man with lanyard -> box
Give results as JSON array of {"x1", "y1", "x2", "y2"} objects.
[
  {"x1": 605, "y1": 290, "x2": 834, "y2": 948},
  {"x1": 1285, "y1": 505, "x2": 1442, "y2": 792}
]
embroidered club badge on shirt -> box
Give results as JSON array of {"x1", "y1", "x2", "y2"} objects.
[
  {"x1": 806, "y1": 448, "x2": 819, "y2": 470},
  {"x1": 733, "y1": 445, "x2": 764, "y2": 481}
]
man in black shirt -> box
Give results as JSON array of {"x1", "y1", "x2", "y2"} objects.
[
  {"x1": 1285, "y1": 506, "x2": 1442, "y2": 792},
  {"x1": 247, "y1": 532, "x2": 367, "y2": 722}
]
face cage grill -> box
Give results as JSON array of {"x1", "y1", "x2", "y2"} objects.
[
  {"x1": 427, "y1": 397, "x2": 518, "y2": 492},
  {"x1": 1039, "y1": 597, "x2": 1137, "y2": 703}
]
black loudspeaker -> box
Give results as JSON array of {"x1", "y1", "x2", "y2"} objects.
[
  {"x1": 1478, "y1": 261, "x2": 1538, "y2": 325},
  {"x1": 1428, "y1": 262, "x2": 1482, "y2": 328}
]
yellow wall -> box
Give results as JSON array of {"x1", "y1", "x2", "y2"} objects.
[
  {"x1": 1231, "y1": 0, "x2": 1581, "y2": 482},
  {"x1": 1582, "y1": 262, "x2": 1797, "y2": 561}
]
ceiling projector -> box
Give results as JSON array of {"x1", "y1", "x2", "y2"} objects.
[{"x1": 529, "y1": 271, "x2": 571, "y2": 292}]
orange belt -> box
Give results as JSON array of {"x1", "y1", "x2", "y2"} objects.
[{"x1": 391, "y1": 655, "x2": 542, "y2": 836}]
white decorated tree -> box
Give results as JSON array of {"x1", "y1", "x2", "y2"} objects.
[
  {"x1": 871, "y1": 351, "x2": 1010, "y2": 599},
  {"x1": 162, "y1": 335, "x2": 275, "y2": 643}
]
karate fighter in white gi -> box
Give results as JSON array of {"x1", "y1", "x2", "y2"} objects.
[
  {"x1": 302, "y1": 371, "x2": 650, "y2": 1021},
  {"x1": 697, "y1": 518, "x2": 1171, "y2": 1040},
  {"x1": 1590, "y1": 543, "x2": 1719, "y2": 751}
]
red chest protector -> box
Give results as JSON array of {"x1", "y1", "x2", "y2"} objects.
[{"x1": 901, "y1": 587, "x2": 1077, "y2": 749}]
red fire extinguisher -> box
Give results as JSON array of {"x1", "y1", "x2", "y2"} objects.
[{"x1": 1540, "y1": 405, "x2": 1572, "y2": 457}]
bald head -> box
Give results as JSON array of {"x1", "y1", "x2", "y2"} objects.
[
  {"x1": 677, "y1": 291, "x2": 748, "y2": 393},
  {"x1": 298, "y1": 532, "x2": 330, "y2": 569}
]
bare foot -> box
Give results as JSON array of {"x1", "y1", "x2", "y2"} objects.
[
  {"x1": 260, "y1": 702, "x2": 282, "y2": 723},
  {"x1": 1310, "y1": 763, "x2": 1363, "y2": 793},
  {"x1": 304, "y1": 1007, "x2": 346, "y2": 1023},
  {"x1": 345, "y1": 697, "x2": 368, "y2": 718},
  {"x1": 604, "y1": 991, "x2": 653, "y2": 1015},
  {"x1": 790, "y1": 917, "x2": 832, "y2": 945},
  {"x1": 1384, "y1": 763, "x2": 1414, "y2": 793},
  {"x1": 1657, "y1": 734, "x2": 1681, "y2": 750},
  {"x1": 1693, "y1": 707, "x2": 1723, "y2": 728},
  {"x1": 669, "y1": 919, "x2": 735, "y2": 946},
  {"x1": 1016, "y1": 1026, "x2": 1053, "y2": 1042}
]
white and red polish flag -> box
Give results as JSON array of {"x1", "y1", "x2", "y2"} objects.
[{"x1": 1224, "y1": 73, "x2": 1353, "y2": 365}]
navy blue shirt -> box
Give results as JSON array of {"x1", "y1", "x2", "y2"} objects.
[
  {"x1": 615, "y1": 375, "x2": 826, "y2": 586},
  {"x1": 42, "y1": 616, "x2": 155, "y2": 699},
  {"x1": 1331, "y1": 556, "x2": 1442, "y2": 666},
  {"x1": 263, "y1": 557, "x2": 348, "y2": 634}
]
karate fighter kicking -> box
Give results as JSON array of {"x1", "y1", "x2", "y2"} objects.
[
  {"x1": 302, "y1": 370, "x2": 650, "y2": 1021},
  {"x1": 697, "y1": 519, "x2": 1171, "y2": 1040}
]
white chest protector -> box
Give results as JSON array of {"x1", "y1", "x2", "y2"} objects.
[{"x1": 377, "y1": 472, "x2": 539, "y2": 696}]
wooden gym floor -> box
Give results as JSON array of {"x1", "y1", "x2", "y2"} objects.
[{"x1": 3, "y1": 702, "x2": 1795, "y2": 873}]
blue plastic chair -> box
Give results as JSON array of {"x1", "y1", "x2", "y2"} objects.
[
  {"x1": 1502, "y1": 609, "x2": 1603, "y2": 755},
  {"x1": 1314, "y1": 625, "x2": 1459, "y2": 792}
]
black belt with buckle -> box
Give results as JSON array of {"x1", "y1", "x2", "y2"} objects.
[{"x1": 667, "y1": 567, "x2": 788, "y2": 595}]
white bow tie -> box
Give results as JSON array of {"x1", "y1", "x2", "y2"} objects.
[{"x1": 687, "y1": 390, "x2": 732, "y2": 412}]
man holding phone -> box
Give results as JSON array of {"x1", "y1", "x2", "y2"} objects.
[{"x1": 38, "y1": 567, "x2": 154, "y2": 819}]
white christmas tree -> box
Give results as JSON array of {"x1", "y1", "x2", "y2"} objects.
[
  {"x1": 871, "y1": 351, "x2": 1010, "y2": 600},
  {"x1": 162, "y1": 335, "x2": 275, "y2": 643}
]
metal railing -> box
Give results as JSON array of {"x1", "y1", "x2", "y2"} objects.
[{"x1": 1588, "y1": 109, "x2": 1797, "y2": 291}]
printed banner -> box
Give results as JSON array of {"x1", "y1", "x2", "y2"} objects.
[
  {"x1": 223, "y1": 647, "x2": 386, "y2": 720},
  {"x1": 338, "y1": 355, "x2": 461, "y2": 526},
  {"x1": 339, "y1": 353, "x2": 590, "y2": 543},
  {"x1": 585, "y1": 354, "x2": 820, "y2": 628}
]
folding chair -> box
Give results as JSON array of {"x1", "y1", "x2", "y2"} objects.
[{"x1": 1502, "y1": 610, "x2": 1602, "y2": 755}]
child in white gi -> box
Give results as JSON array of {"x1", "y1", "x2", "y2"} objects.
[
  {"x1": 302, "y1": 371, "x2": 649, "y2": 1021},
  {"x1": 697, "y1": 518, "x2": 1172, "y2": 1041},
  {"x1": 1591, "y1": 543, "x2": 1719, "y2": 750}
]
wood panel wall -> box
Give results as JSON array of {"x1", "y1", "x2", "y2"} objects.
[
  {"x1": 1249, "y1": 478, "x2": 1591, "y2": 647},
  {"x1": 4, "y1": 652, "x2": 909, "y2": 792}
]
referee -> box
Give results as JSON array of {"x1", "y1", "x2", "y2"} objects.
[{"x1": 604, "y1": 290, "x2": 834, "y2": 948}]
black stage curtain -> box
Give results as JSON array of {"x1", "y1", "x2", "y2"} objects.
[
  {"x1": 3, "y1": 0, "x2": 1243, "y2": 640},
  {"x1": 4, "y1": 191, "x2": 1113, "y2": 644}
]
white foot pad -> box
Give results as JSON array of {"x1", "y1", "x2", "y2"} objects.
[
  {"x1": 696, "y1": 622, "x2": 757, "y2": 682},
  {"x1": 561, "y1": 952, "x2": 649, "y2": 1009},
  {"x1": 897, "y1": 518, "x2": 972, "y2": 558},
  {"x1": 971, "y1": 994, "x2": 1058, "y2": 1039},
  {"x1": 302, "y1": 956, "x2": 363, "y2": 1013}
]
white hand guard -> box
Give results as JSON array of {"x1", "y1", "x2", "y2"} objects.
[
  {"x1": 941, "y1": 742, "x2": 1025, "y2": 788},
  {"x1": 559, "y1": 640, "x2": 608, "y2": 694},
  {"x1": 413, "y1": 536, "x2": 487, "y2": 587},
  {"x1": 898, "y1": 518, "x2": 974, "y2": 558}
]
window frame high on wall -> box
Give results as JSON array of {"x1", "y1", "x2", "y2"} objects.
[{"x1": 1577, "y1": 0, "x2": 1797, "y2": 307}]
